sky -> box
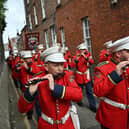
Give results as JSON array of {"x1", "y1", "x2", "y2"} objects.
[{"x1": 3, "y1": 0, "x2": 26, "y2": 44}]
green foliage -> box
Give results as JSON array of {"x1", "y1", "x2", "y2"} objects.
[{"x1": 0, "y1": 0, "x2": 7, "y2": 31}]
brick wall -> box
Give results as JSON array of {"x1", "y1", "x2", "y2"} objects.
[
  {"x1": 23, "y1": 0, "x2": 129, "y2": 64},
  {"x1": 24, "y1": 0, "x2": 57, "y2": 47},
  {"x1": 56, "y1": 0, "x2": 129, "y2": 64}
]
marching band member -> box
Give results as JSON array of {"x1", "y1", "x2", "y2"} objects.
[
  {"x1": 18, "y1": 46, "x2": 83, "y2": 129},
  {"x1": 71, "y1": 43, "x2": 97, "y2": 112},
  {"x1": 94, "y1": 36, "x2": 129, "y2": 129}
]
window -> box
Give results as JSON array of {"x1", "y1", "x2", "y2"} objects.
[
  {"x1": 41, "y1": 0, "x2": 46, "y2": 19},
  {"x1": 28, "y1": 14, "x2": 32, "y2": 29},
  {"x1": 60, "y1": 27, "x2": 66, "y2": 47},
  {"x1": 57, "y1": 0, "x2": 61, "y2": 5},
  {"x1": 50, "y1": 25, "x2": 57, "y2": 45},
  {"x1": 82, "y1": 17, "x2": 92, "y2": 53},
  {"x1": 33, "y1": 6, "x2": 38, "y2": 25},
  {"x1": 44, "y1": 30, "x2": 49, "y2": 48},
  {"x1": 27, "y1": 0, "x2": 29, "y2": 4}
]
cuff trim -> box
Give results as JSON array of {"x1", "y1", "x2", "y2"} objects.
[
  {"x1": 61, "y1": 86, "x2": 66, "y2": 99},
  {"x1": 52, "y1": 83, "x2": 64, "y2": 98},
  {"x1": 108, "y1": 71, "x2": 123, "y2": 85},
  {"x1": 74, "y1": 59, "x2": 78, "y2": 64},
  {"x1": 23, "y1": 88, "x2": 38, "y2": 103},
  {"x1": 27, "y1": 67, "x2": 32, "y2": 73}
]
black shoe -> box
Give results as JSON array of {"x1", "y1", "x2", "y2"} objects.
[
  {"x1": 27, "y1": 115, "x2": 32, "y2": 120},
  {"x1": 90, "y1": 107, "x2": 97, "y2": 113},
  {"x1": 26, "y1": 110, "x2": 33, "y2": 120},
  {"x1": 77, "y1": 102, "x2": 84, "y2": 107}
]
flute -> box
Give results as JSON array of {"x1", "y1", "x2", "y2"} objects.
[
  {"x1": 26, "y1": 78, "x2": 48, "y2": 86},
  {"x1": 26, "y1": 72, "x2": 65, "y2": 86}
]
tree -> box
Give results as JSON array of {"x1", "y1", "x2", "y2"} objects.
[
  {"x1": 0, "y1": 0, "x2": 7, "y2": 69},
  {"x1": 0, "y1": 0, "x2": 7, "y2": 31}
]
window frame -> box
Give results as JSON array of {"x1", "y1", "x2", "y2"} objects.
[
  {"x1": 57, "y1": 0, "x2": 61, "y2": 5},
  {"x1": 28, "y1": 14, "x2": 32, "y2": 30},
  {"x1": 27, "y1": 0, "x2": 29, "y2": 4},
  {"x1": 44, "y1": 30, "x2": 49, "y2": 48},
  {"x1": 60, "y1": 27, "x2": 66, "y2": 48},
  {"x1": 82, "y1": 16, "x2": 92, "y2": 53},
  {"x1": 50, "y1": 25, "x2": 57, "y2": 45},
  {"x1": 41, "y1": 0, "x2": 46, "y2": 20},
  {"x1": 33, "y1": 5, "x2": 38, "y2": 25}
]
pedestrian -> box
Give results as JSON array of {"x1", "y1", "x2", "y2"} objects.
[
  {"x1": 71, "y1": 43, "x2": 97, "y2": 112},
  {"x1": 18, "y1": 46, "x2": 83, "y2": 129},
  {"x1": 94, "y1": 36, "x2": 129, "y2": 129}
]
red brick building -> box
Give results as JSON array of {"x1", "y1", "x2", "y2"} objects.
[
  {"x1": 23, "y1": 0, "x2": 129, "y2": 64},
  {"x1": 23, "y1": 0, "x2": 57, "y2": 49}
]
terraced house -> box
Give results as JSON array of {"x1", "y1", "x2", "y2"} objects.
[{"x1": 20, "y1": 0, "x2": 129, "y2": 64}]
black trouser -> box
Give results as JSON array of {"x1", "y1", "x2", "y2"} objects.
[
  {"x1": 26, "y1": 110, "x2": 33, "y2": 119},
  {"x1": 101, "y1": 125, "x2": 109, "y2": 129},
  {"x1": 78, "y1": 81, "x2": 96, "y2": 110},
  {"x1": 35, "y1": 98, "x2": 41, "y2": 121}
]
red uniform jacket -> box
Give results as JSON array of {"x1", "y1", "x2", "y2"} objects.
[
  {"x1": 71, "y1": 51, "x2": 94, "y2": 84},
  {"x1": 17, "y1": 62, "x2": 42, "y2": 92},
  {"x1": 99, "y1": 49, "x2": 111, "y2": 62},
  {"x1": 7, "y1": 56, "x2": 13, "y2": 68},
  {"x1": 18, "y1": 71, "x2": 83, "y2": 129},
  {"x1": 33, "y1": 53, "x2": 43, "y2": 65},
  {"x1": 64, "y1": 51, "x2": 72, "y2": 68},
  {"x1": 94, "y1": 60, "x2": 129, "y2": 129},
  {"x1": 11, "y1": 56, "x2": 21, "y2": 79}
]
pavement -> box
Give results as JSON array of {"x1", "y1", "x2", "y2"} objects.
[
  {"x1": 0, "y1": 61, "x2": 101, "y2": 129},
  {"x1": 0, "y1": 62, "x2": 11, "y2": 129},
  {"x1": 75, "y1": 88, "x2": 101, "y2": 129}
]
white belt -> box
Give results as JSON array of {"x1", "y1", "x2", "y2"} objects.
[
  {"x1": 24, "y1": 85, "x2": 29, "y2": 88},
  {"x1": 76, "y1": 70, "x2": 89, "y2": 75},
  {"x1": 41, "y1": 109, "x2": 70, "y2": 124},
  {"x1": 76, "y1": 69, "x2": 90, "y2": 80},
  {"x1": 102, "y1": 97, "x2": 129, "y2": 110}
]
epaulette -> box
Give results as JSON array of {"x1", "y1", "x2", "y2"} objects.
[{"x1": 97, "y1": 61, "x2": 109, "y2": 67}]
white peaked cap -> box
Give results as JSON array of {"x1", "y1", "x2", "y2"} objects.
[
  {"x1": 41, "y1": 46, "x2": 66, "y2": 63},
  {"x1": 110, "y1": 36, "x2": 129, "y2": 52},
  {"x1": 32, "y1": 50, "x2": 36, "y2": 54},
  {"x1": 13, "y1": 49, "x2": 18, "y2": 54},
  {"x1": 20, "y1": 51, "x2": 24, "y2": 57},
  {"x1": 52, "y1": 43, "x2": 61, "y2": 47},
  {"x1": 13, "y1": 46, "x2": 17, "y2": 50},
  {"x1": 23, "y1": 50, "x2": 32, "y2": 58},
  {"x1": 13, "y1": 49, "x2": 18, "y2": 56},
  {"x1": 65, "y1": 46, "x2": 68, "y2": 51},
  {"x1": 61, "y1": 47, "x2": 66, "y2": 54},
  {"x1": 104, "y1": 41, "x2": 112, "y2": 49},
  {"x1": 38, "y1": 44, "x2": 44, "y2": 49},
  {"x1": 77, "y1": 43, "x2": 87, "y2": 50}
]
